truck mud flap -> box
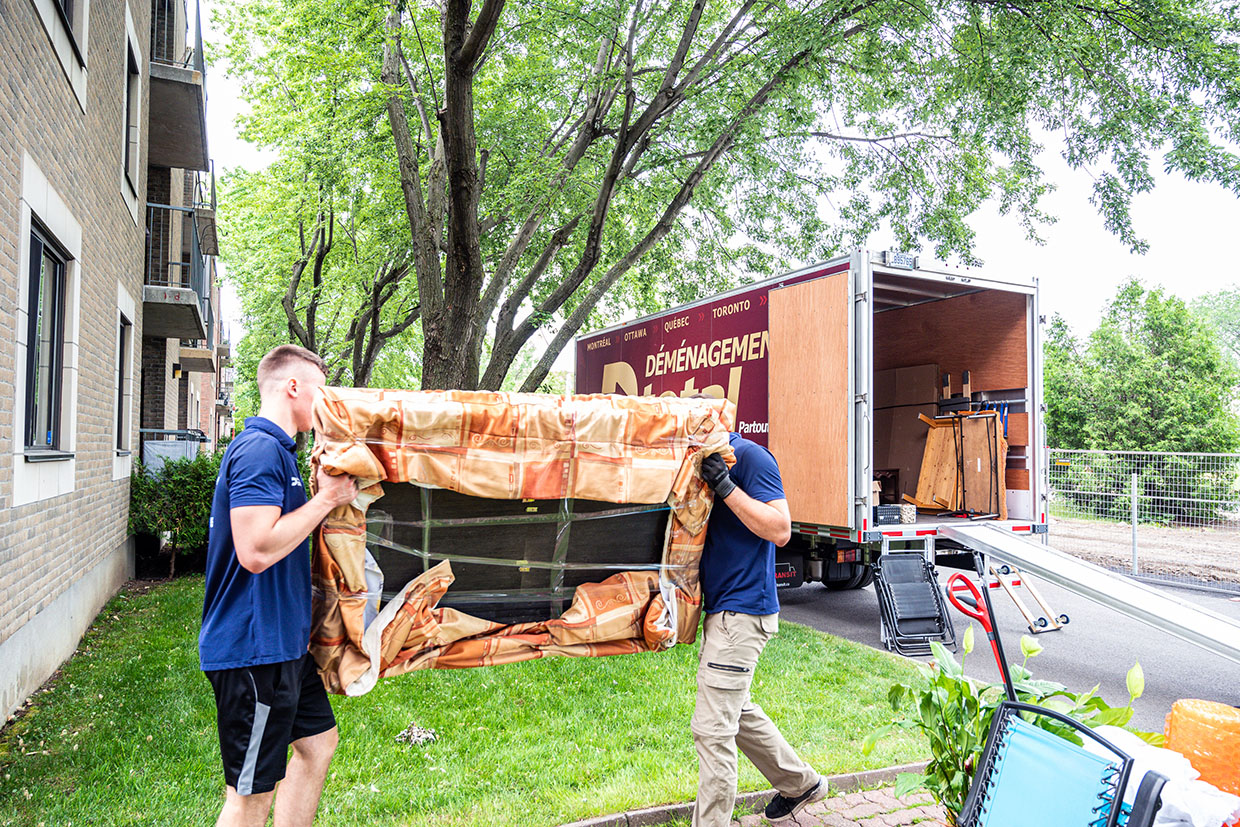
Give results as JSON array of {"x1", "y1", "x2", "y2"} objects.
[
  {"x1": 774, "y1": 550, "x2": 804, "y2": 589},
  {"x1": 874, "y1": 552, "x2": 957, "y2": 657}
]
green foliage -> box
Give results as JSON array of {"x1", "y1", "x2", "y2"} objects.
[
  {"x1": 1045, "y1": 280, "x2": 1240, "y2": 453},
  {"x1": 1043, "y1": 315, "x2": 1090, "y2": 451},
  {"x1": 1044, "y1": 280, "x2": 1240, "y2": 523},
  {"x1": 129, "y1": 451, "x2": 224, "y2": 570},
  {"x1": 213, "y1": 0, "x2": 1240, "y2": 391},
  {"x1": 1086, "y1": 281, "x2": 1239, "y2": 452},
  {"x1": 863, "y1": 637, "x2": 1154, "y2": 818},
  {"x1": 1192, "y1": 288, "x2": 1240, "y2": 370}
]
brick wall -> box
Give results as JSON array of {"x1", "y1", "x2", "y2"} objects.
[
  {"x1": 141, "y1": 336, "x2": 166, "y2": 430},
  {"x1": 0, "y1": 3, "x2": 150, "y2": 644}
]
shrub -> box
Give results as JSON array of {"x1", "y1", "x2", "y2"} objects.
[{"x1": 129, "y1": 449, "x2": 224, "y2": 577}]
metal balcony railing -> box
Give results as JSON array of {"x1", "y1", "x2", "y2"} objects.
[
  {"x1": 151, "y1": 0, "x2": 205, "y2": 75},
  {"x1": 146, "y1": 202, "x2": 211, "y2": 339}
]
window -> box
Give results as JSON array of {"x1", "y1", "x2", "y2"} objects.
[
  {"x1": 25, "y1": 225, "x2": 68, "y2": 452},
  {"x1": 32, "y1": 0, "x2": 91, "y2": 109},
  {"x1": 51, "y1": 0, "x2": 85, "y2": 66},
  {"x1": 123, "y1": 46, "x2": 140, "y2": 188},
  {"x1": 117, "y1": 314, "x2": 133, "y2": 452}
]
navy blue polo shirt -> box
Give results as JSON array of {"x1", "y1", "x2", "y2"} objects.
[
  {"x1": 199, "y1": 417, "x2": 311, "y2": 671},
  {"x1": 700, "y1": 433, "x2": 785, "y2": 616}
]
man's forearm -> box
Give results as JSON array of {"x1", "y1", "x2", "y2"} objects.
[
  {"x1": 718, "y1": 489, "x2": 792, "y2": 546},
  {"x1": 237, "y1": 494, "x2": 340, "y2": 573}
]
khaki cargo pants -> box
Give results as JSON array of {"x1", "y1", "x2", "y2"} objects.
[{"x1": 691, "y1": 610, "x2": 819, "y2": 827}]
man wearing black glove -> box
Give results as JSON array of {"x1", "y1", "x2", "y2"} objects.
[{"x1": 692, "y1": 434, "x2": 825, "y2": 826}]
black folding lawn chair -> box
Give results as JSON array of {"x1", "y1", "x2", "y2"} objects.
[
  {"x1": 946, "y1": 566, "x2": 1167, "y2": 827},
  {"x1": 873, "y1": 551, "x2": 957, "y2": 656}
]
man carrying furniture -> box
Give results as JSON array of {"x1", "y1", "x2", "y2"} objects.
[
  {"x1": 694, "y1": 432, "x2": 826, "y2": 825},
  {"x1": 199, "y1": 344, "x2": 358, "y2": 826}
]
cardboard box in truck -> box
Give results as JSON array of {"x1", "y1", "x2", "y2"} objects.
[{"x1": 575, "y1": 250, "x2": 1048, "y2": 591}]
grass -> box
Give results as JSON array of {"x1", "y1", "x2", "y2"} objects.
[{"x1": 0, "y1": 577, "x2": 926, "y2": 826}]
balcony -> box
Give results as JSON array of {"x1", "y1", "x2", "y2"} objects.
[
  {"x1": 148, "y1": 0, "x2": 209, "y2": 171},
  {"x1": 144, "y1": 203, "x2": 209, "y2": 340}
]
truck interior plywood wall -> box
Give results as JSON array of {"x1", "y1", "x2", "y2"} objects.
[
  {"x1": 769, "y1": 272, "x2": 852, "y2": 527},
  {"x1": 872, "y1": 290, "x2": 1028, "y2": 390},
  {"x1": 874, "y1": 364, "x2": 939, "y2": 502},
  {"x1": 873, "y1": 289, "x2": 1030, "y2": 493}
]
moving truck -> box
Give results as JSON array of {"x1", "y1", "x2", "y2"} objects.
[{"x1": 575, "y1": 250, "x2": 1048, "y2": 595}]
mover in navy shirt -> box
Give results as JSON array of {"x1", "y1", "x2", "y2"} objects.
[
  {"x1": 199, "y1": 345, "x2": 357, "y2": 825},
  {"x1": 691, "y1": 432, "x2": 824, "y2": 826}
]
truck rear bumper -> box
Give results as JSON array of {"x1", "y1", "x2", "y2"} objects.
[{"x1": 791, "y1": 518, "x2": 1048, "y2": 545}]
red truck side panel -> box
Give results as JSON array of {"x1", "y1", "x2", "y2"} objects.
[{"x1": 575, "y1": 263, "x2": 849, "y2": 447}]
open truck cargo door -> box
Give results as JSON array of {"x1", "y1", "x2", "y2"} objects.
[{"x1": 768, "y1": 268, "x2": 858, "y2": 529}]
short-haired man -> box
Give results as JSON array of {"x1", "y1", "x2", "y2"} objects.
[
  {"x1": 692, "y1": 434, "x2": 825, "y2": 825},
  {"x1": 199, "y1": 344, "x2": 358, "y2": 826}
]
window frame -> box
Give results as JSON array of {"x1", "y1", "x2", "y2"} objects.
[
  {"x1": 50, "y1": 0, "x2": 85, "y2": 67},
  {"x1": 123, "y1": 43, "x2": 140, "y2": 191},
  {"x1": 24, "y1": 223, "x2": 70, "y2": 455},
  {"x1": 116, "y1": 313, "x2": 133, "y2": 453}
]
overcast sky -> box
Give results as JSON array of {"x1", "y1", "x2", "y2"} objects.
[{"x1": 201, "y1": 3, "x2": 1240, "y2": 352}]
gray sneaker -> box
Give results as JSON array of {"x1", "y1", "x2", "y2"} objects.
[{"x1": 764, "y1": 778, "x2": 827, "y2": 821}]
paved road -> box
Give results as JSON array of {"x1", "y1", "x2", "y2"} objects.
[{"x1": 777, "y1": 571, "x2": 1240, "y2": 732}]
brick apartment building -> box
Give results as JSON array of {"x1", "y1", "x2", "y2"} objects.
[{"x1": 0, "y1": 0, "x2": 231, "y2": 718}]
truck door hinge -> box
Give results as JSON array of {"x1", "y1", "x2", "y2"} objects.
[
  {"x1": 855, "y1": 290, "x2": 868, "y2": 303},
  {"x1": 854, "y1": 392, "x2": 868, "y2": 404}
]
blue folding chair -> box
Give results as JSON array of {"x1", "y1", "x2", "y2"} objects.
[
  {"x1": 958, "y1": 700, "x2": 1166, "y2": 827},
  {"x1": 947, "y1": 567, "x2": 1167, "y2": 827}
]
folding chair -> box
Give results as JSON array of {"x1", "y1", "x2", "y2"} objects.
[
  {"x1": 873, "y1": 551, "x2": 957, "y2": 656},
  {"x1": 946, "y1": 565, "x2": 1167, "y2": 827},
  {"x1": 958, "y1": 700, "x2": 1167, "y2": 827}
]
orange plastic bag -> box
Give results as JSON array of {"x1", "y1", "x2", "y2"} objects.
[{"x1": 1165, "y1": 698, "x2": 1240, "y2": 796}]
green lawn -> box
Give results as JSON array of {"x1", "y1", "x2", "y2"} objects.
[{"x1": 0, "y1": 578, "x2": 926, "y2": 826}]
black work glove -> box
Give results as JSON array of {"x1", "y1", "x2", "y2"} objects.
[{"x1": 700, "y1": 453, "x2": 737, "y2": 500}]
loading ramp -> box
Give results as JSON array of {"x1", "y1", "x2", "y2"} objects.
[{"x1": 939, "y1": 524, "x2": 1240, "y2": 666}]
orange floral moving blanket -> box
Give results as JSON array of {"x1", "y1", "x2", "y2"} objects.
[{"x1": 308, "y1": 388, "x2": 735, "y2": 695}]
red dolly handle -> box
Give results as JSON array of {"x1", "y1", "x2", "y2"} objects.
[
  {"x1": 946, "y1": 572, "x2": 991, "y2": 632},
  {"x1": 946, "y1": 572, "x2": 1016, "y2": 700}
]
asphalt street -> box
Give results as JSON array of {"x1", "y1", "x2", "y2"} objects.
[{"x1": 776, "y1": 570, "x2": 1240, "y2": 732}]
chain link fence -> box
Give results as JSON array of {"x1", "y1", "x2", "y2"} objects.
[{"x1": 1048, "y1": 449, "x2": 1240, "y2": 593}]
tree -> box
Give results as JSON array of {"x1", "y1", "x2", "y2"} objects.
[
  {"x1": 215, "y1": 0, "x2": 1240, "y2": 392},
  {"x1": 1043, "y1": 314, "x2": 1089, "y2": 450},
  {"x1": 1085, "y1": 279, "x2": 1239, "y2": 453},
  {"x1": 1049, "y1": 281, "x2": 1239, "y2": 524},
  {"x1": 1192, "y1": 288, "x2": 1240, "y2": 370}
]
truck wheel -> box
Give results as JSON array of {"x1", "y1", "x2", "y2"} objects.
[
  {"x1": 824, "y1": 563, "x2": 872, "y2": 591},
  {"x1": 854, "y1": 565, "x2": 875, "y2": 589}
]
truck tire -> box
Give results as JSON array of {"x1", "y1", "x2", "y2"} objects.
[
  {"x1": 854, "y1": 565, "x2": 875, "y2": 589},
  {"x1": 824, "y1": 562, "x2": 871, "y2": 591}
]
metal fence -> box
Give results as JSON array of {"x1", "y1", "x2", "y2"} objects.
[{"x1": 1048, "y1": 449, "x2": 1240, "y2": 593}]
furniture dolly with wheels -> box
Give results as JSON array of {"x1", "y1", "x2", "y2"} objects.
[
  {"x1": 944, "y1": 568, "x2": 1166, "y2": 827},
  {"x1": 987, "y1": 563, "x2": 1070, "y2": 634}
]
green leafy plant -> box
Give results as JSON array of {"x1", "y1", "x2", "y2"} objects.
[
  {"x1": 862, "y1": 626, "x2": 1156, "y2": 821},
  {"x1": 128, "y1": 450, "x2": 224, "y2": 577}
]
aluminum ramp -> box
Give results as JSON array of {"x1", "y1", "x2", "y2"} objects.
[{"x1": 939, "y1": 524, "x2": 1240, "y2": 666}]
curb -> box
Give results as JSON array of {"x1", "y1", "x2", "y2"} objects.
[{"x1": 559, "y1": 761, "x2": 930, "y2": 827}]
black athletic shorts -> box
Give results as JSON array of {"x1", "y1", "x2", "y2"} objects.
[{"x1": 204, "y1": 652, "x2": 336, "y2": 795}]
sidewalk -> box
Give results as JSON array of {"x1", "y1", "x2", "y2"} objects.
[
  {"x1": 734, "y1": 788, "x2": 946, "y2": 826},
  {"x1": 559, "y1": 765, "x2": 948, "y2": 827}
]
